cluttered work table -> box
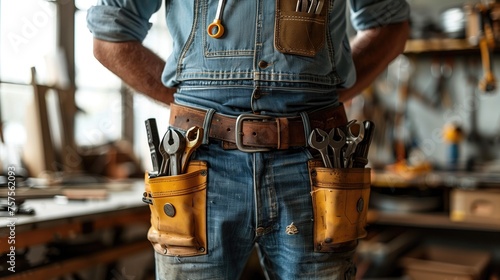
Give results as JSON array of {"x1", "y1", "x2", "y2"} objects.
[{"x1": 0, "y1": 180, "x2": 152, "y2": 280}]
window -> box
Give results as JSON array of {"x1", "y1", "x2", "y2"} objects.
[
  {"x1": 0, "y1": 0, "x2": 58, "y2": 150},
  {"x1": 0, "y1": 0, "x2": 172, "y2": 174}
]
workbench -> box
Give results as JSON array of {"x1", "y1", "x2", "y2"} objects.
[{"x1": 0, "y1": 180, "x2": 153, "y2": 280}]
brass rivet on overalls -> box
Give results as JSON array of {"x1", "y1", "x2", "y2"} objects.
[
  {"x1": 258, "y1": 60, "x2": 269, "y2": 69},
  {"x1": 164, "y1": 203, "x2": 176, "y2": 217}
]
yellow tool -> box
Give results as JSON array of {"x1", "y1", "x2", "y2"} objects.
[{"x1": 207, "y1": 0, "x2": 226, "y2": 39}]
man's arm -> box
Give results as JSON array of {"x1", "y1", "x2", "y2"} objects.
[
  {"x1": 339, "y1": 21, "x2": 410, "y2": 102},
  {"x1": 92, "y1": 38, "x2": 176, "y2": 105}
]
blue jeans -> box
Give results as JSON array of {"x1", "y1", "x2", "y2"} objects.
[{"x1": 154, "y1": 140, "x2": 357, "y2": 280}]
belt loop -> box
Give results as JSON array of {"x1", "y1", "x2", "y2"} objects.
[
  {"x1": 202, "y1": 108, "x2": 216, "y2": 145},
  {"x1": 300, "y1": 111, "x2": 311, "y2": 147}
]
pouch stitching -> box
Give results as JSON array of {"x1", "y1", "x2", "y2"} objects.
[{"x1": 151, "y1": 184, "x2": 207, "y2": 197}]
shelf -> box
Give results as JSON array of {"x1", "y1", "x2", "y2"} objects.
[
  {"x1": 404, "y1": 38, "x2": 478, "y2": 54},
  {"x1": 371, "y1": 170, "x2": 500, "y2": 189},
  {"x1": 368, "y1": 209, "x2": 500, "y2": 232}
]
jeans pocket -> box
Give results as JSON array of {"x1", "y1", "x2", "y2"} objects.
[
  {"x1": 144, "y1": 160, "x2": 208, "y2": 257},
  {"x1": 308, "y1": 160, "x2": 371, "y2": 252}
]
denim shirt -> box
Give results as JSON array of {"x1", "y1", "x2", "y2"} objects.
[{"x1": 87, "y1": 0, "x2": 409, "y2": 115}]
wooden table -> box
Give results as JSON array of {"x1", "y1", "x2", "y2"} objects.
[{"x1": 0, "y1": 180, "x2": 153, "y2": 279}]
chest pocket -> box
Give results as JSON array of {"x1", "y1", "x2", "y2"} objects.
[
  {"x1": 203, "y1": 0, "x2": 257, "y2": 58},
  {"x1": 275, "y1": 0, "x2": 329, "y2": 57}
]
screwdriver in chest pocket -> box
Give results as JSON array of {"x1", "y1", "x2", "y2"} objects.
[{"x1": 296, "y1": 0, "x2": 323, "y2": 14}]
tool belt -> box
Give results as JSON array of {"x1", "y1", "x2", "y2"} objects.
[
  {"x1": 144, "y1": 103, "x2": 373, "y2": 256},
  {"x1": 169, "y1": 103, "x2": 348, "y2": 151}
]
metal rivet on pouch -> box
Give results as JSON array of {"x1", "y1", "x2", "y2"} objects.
[
  {"x1": 311, "y1": 170, "x2": 317, "y2": 177},
  {"x1": 201, "y1": 170, "x2": 207, "y2": 176},
  {"x1": 357, "y1": 198, "x2": 364, "y2": 213},
  {"x1": 199, "y1": 247, "x2": 205, "y2": 252},
  {"x1": 324, "y1": 238, "x2": 333, "y2": 243},
  {"x1": 164, "y1": 203, "x2": 176, "y2": 217}
]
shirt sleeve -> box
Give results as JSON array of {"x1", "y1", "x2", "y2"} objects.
[
  {"x1": 349, "y1": 0, "x2": 410, "y2": 31},
  {"x1": 86, "y1": 0, "x2": 162, "y2": 42}
]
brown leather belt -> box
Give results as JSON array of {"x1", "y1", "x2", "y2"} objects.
[{"x1": 169, "y1": 103, "x2": 348, "y2": 151}]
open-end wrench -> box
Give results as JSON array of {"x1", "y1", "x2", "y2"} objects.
[
  {"x1": 181, "y1": 126, "x2": 204, "y2": 173},
  {"x1": 344, "y1": 121, "x2": 365, "y2": 168},
  {"x1": 328, "y1": 128, "x2": 346, "y2": 168},
  {"x1": 164, "y1": 129, "x2": 185, "y2": 176},
  {"x1": 309, "y1": 128, "x2": 333, "y2": 168}
]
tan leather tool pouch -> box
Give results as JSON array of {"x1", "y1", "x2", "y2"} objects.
[
  {"x1": 274, "y1": 0, "x2": 328, "y2": 57},
  {"x1": 308, "y1": 160, "x2": 370, "y2": 252},
  {"x1": 144, "y1": 160, "x2": 208, "y2": 257}
]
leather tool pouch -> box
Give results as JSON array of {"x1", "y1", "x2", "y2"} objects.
[
  {"x1": 274, "y1": 0, "x2": 328, "y2": 57},
  {"x1": 308, "y1": 160, "x2": 370, "y2": 252},
  {"x1": 144, "y1": 160, "x2": 208, "y2": 257}
]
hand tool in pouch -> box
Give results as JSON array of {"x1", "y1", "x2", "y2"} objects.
[
  {"x1": 309, "y1": 128, "x2": 333, "y2": 168},
  {"x1": 352, "y1": 121, "x2": 375, "y2": 168},
  {"x1": 158, "y1": 132, "x2": 171, "y2": 176},
  {"x1": 145, "y1": 118, "x2": 162, "y2": 175},
  {"x1": 344, "y1": 121, "x2": 365, "y2": 168},
  {"x1": 181, "y1": 126, "x2": 204, "y2": 173},
  {"x1": 328, "y1": 128, "x2": 346, "y2": 168},
  {"x1": 164, "y1": 129, "x2": 186, "y2": 176}
]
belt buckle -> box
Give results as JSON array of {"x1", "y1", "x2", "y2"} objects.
[{"x1": 235, "y1": 114, "x2": 273, "y2": 152}]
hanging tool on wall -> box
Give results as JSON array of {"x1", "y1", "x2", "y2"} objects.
[
  {"x1": 443, "y1": 122, "x2": 464, "y2": 171},
  {"x1": 430, "y1": 57, "x2": 453, "y2": 108},
  {"x1": 477, "y1": 3, "x2": 497, "y2": 92}
]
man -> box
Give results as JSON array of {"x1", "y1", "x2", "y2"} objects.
[{"x1": 87, "y1": 0, "x2": 409, "y2": 279}]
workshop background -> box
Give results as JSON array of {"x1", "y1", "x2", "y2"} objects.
[{"x1": 1, "y1": 0, "x2": 500, "y2": 279}]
